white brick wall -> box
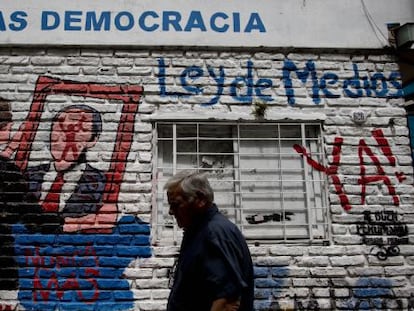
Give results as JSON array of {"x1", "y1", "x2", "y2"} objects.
[{"x1": 1, "y1": 47, "x2": 413, "y2": 310}]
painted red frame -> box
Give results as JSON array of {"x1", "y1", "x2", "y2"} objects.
[{"x1": 11, "y1": 75, "x2": 143, "y2": 207}]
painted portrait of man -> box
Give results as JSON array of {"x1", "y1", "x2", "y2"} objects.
[{"x1": 24, "y1": 105, "x2": 106, "y2": 231}]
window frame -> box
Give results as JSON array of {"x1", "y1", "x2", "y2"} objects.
[{"x1": 152, "y1": 121, "x2": 331, "y2": 245}]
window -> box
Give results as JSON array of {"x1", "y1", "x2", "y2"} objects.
[{"x1": 154, "y1": 122, "x2": 330, "y2": 244}]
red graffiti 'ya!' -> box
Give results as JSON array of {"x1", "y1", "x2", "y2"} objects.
[{"x1": 294, "y1": 129, "x2": 407, "y2": 211}]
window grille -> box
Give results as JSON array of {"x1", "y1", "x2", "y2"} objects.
[{"x1": 154, "y1": 122, "x2": 330, "y2": 244}]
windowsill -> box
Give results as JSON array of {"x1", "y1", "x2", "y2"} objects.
[{"x1": 142, "y1": 107, "x2": 327, "y2": 122}]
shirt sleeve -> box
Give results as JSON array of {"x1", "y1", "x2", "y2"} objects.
[{"x1": 203, "y1": 233, "x2": 247, "y2": 301}]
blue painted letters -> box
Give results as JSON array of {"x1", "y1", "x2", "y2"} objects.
[
  {"x1": 0, "y1": 11, "x2": 27, "y2": 31},
  {"x1": 38, "y1": 10, "x2": 266, "y2": 33},
  {"x1": 158, "y1": 58, "x2": 403, "y2": 106}
]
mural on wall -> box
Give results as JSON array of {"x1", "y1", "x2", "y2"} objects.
[
  {"x1": 0, "y1": 76, "x2": 152, "y2": 311},
  {"x1": 0, "y1": 54, "x2": 409, "y2": 311}
]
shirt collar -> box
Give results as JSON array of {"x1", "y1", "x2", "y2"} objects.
[{"x1": 185, "y1": 203, "x2": 218, "y2": 234}]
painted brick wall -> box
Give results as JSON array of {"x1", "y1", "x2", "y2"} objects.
[{"x1": 0, "y1": 47, "x2": 413, "y2": 311}]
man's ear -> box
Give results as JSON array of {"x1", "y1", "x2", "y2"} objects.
[{"x1": 194, "y1": 191, "x2": 207, "y2": 209}]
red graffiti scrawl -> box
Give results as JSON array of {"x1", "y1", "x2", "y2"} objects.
[{"x1": 294, "y1": 129, "x2": 406, "y2": 211}]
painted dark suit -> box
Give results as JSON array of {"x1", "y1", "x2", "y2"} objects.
[
  {"x1": 0, "y1": 155, "x2": 28, "y2": 289},
  {"x1": 25, "y1": 163, "x2": 106, "y2": 219}
]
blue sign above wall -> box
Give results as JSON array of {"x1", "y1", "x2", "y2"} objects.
[{"x1": 0, "y1": 0, "x2": 413, "y2": 48}]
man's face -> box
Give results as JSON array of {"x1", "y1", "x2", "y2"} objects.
[
  {"x1": 167, "y1": 186, "x2": 198, "y2": 230},
  {"x1": 50, "y1": 108, "x2": 95, "y2": 171}
]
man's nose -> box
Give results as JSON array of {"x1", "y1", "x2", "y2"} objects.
[{"x1": 169, "y1": 207, "x2": 174, "y2": 216}]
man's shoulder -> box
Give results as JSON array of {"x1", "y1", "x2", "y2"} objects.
[
  {"x1": 209, "y1": 208, "x2": 237, "y2": 226},
  {"x1": 207, "y1": 211, "x2": 242, "y2": 239}
]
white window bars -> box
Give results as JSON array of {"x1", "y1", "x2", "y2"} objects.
[{"x1": 154, "y1": 122, "x2": 330, "y2": 245}]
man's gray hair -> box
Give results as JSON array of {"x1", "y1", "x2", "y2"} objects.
[{"x1": 164, "y1": 170, "x2": 214, "y2": 204}]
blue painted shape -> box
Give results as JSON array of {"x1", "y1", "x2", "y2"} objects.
[
  {"x1": 18, "y1": 267, "x2": 36, "y2": 277},
  {"x1": 271, "y1": 267, "x2": 290, "y2": 277},
  {"x1": 253, "y1": 267, "x2": 269, "y2": 277},
  {"x1": 118, "y1": 223, "x2": 151, "y2": 234},
  {"x1": 255, "y1": 278, "x2": 285, "y2": 288},
  {"x1": 131, "y1": 235, "x2": 151, "y2": 245},
  {"x1": 92, "y1": 245, "x2": 116, "y2": 256},
  {"x1": 252, "y1": 266, "x2": 289, "y2": 309},
  {"x1": 254, "y1": 300, "x2": 280, "y2": 310},
  {"x1": 16, "y1": 234, "x2": 56, "y2": 244},
  {"x1": 357, "y1": 299, "x2": 371, "y2": 310},
  {"x1": 13, "y1": 215, "x2": 152, "y2": 311},
  {"x1": 21, "y1": 302, "x2": 58, "y2": 311},
  {"x1": 96, "y1": 279, "x2": 131, "y2": 290},
  {"x1": 55, "y1": 234, "x2": 95, "y2": 245},
  {"x1": 60, "y1": 303, "x2": 95, "y2": 311},
  {"x1": 355, "y1": 277, "x2": 393, "y2": 288},
  {"x1": 116, "y1": 245, "x2": 152, "y2": 257},
  {"x1": 113, "y1": 291, "x2": 134, "y2": 301},
  {"x1": 353, "y1": 288, "x2": 392, "y2": 298},
  {"x1": 95, "y1": 234, "x2": 128, "y2": 245},
  {"x1": 99, "y1": 256, "x2": 135, "y2": 267},
  {"x1": 95, "y1": 302, "x2": 137, "y2": 311},
  {"x1": 344, "y1": 277, "x2": 393, "y2": 310},
  {"x1": 83, "y1": 267, "x2": 121, "y2": 278},
  {"x1": 254, "y1": 288, "x2": 272, "y2": 299}
]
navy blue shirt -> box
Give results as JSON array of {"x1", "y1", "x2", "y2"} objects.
[{"x1": 167, "y1": 204, "x2": 254, "y2": 311}]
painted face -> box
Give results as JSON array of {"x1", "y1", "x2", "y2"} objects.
[
  {"x1": 0, "y1": 122, "x2": 12, "y2": 145},
  {"x1": 167, "y1": 186, "x2": 198, "y2": 230},
  {"x1": 50, "y1": 108, "x2": 95, "y2": 171}
]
